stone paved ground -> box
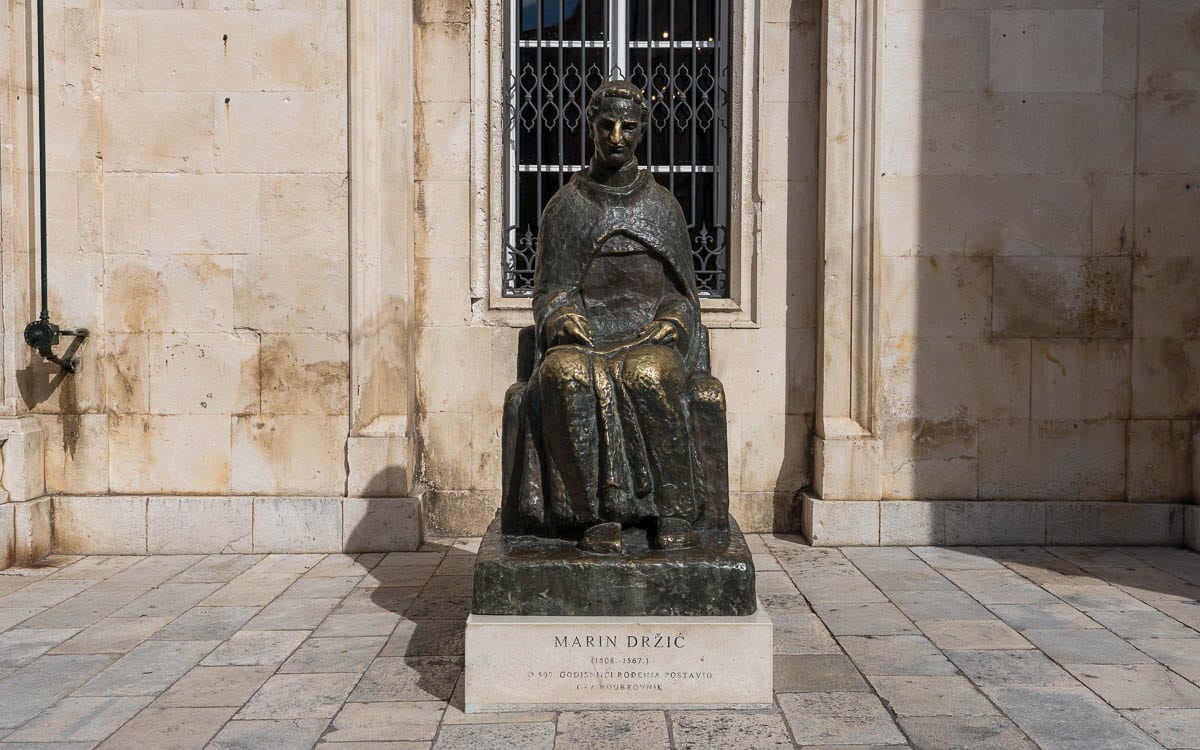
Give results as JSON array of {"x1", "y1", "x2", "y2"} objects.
[{"x1": 0, "y1": 536, "x2": 1198, "y2": 749}]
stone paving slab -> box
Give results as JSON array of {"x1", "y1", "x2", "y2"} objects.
[{"x1": 0, "y1": 540, "x2": 1197, "y2": 748}]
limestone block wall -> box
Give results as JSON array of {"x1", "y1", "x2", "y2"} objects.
[
  {"x1": 878, "y1": 0, "x2": 1198, "y2": 505},
  {"x1": 412, "y1": 1, "x2": 821, "y2": 536},
  {"x1": 15, "y1": 2, "x2": 352, "y2": 499}
]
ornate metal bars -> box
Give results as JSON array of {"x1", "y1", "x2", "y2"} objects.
[{"x1": 502, "y1": 0, "x2": 731, "y2": 298}]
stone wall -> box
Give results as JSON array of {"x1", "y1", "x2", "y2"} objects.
[
  {"x1": 877, "y1": 0, "x2": 1198, "y2": 504},
  {"x1": 0, "y1": 2, "x2": 352, "y2": 504}
]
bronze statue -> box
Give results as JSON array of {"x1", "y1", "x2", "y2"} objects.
[{"x1": 501, "y1": 80, "x2": 729, "y2": 554}]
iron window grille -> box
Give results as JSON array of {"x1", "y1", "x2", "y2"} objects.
[{"x1": 502, "y1": 0, "x2": 732, "y2": 298}]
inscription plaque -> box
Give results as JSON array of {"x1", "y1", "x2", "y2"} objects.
[{"x1": 464, "y1": 609, "x2": 772, "y2": 711}]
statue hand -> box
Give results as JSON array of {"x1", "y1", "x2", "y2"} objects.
[
  {"x1": 639, "y1": 319, "x2": 680, "y2": 345},
  {"x1": 555, "y1": 315, "x2": 595, "y2": 347}
]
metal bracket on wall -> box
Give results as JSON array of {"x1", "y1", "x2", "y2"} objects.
[{"x1": 23, "y1": 321, "x2": 88, "y2": 374}]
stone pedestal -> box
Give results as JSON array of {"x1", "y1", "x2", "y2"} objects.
[
  {"x1": 465, "y1": 608, "x2": 772, "y2": 711},
  {"x1": 472, "y1": 515, "x2": 757, "y2": 617}
]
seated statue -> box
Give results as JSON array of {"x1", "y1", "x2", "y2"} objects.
[{"x1": 502, "y1": 80, "x2": 729, "y2": 554}]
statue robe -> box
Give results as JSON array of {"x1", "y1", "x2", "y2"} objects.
[{"x1": 504, "y1": 168, "x2": 707, "y2": 535}]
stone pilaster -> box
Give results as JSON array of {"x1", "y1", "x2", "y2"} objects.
[{"x1": 813, "y1": 0, "x2": 883, "y2": 509}]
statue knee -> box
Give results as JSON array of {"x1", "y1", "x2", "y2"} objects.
[
  {"x1": 688, "y1": 374, "x2": 726, "y2": 412},
  {"x1": 539, "y1": 349, "x2": 593, "y2": 392},
  {"x1": 623, "y1": 347, "x2": 684, "y2": 394}
]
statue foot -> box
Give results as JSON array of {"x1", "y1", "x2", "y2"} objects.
[
  {"x1": 580, "y1": 522, "x2": 623, "y2": 554},
  {"x1": 655, "y1": 517, "x2": 698, "y2": 550}
]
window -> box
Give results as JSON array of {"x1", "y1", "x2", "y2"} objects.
[{"x1": 502, "y1": 0, "x2": 732, "y2": 298}]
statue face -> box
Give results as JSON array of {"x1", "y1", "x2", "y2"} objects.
[{"x1": 590, "y1": 96, "x2": 643, "y2": 170}]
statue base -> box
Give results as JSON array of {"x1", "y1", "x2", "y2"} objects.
[
  {"x1": 464, "y1": 608, "x2": 773, "y2": 712},
  {"x1": 471, "y1": 514, "x2": 757, "y2": 616}
]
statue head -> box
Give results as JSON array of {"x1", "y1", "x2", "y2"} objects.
[{"x1": 587, "y1": 80, "x2": 648, "y2": 170}]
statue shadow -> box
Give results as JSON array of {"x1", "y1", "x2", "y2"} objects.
[{"x1": 344, "y1": 472, "x2": 475, "y2": 710}]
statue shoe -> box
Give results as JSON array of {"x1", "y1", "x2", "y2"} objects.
[
  {"x1": 654, "y1": 517, "x2": 699, "y2": 550},
  {"x1": 580, "y1": 522, "x2": 623, "y2": 554}
]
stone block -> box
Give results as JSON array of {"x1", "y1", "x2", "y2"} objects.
[
  {"x1": 416, "y1": 0, "x2": 471, "y2": 23},
  {"x1": 465, "y1": 609, "x2": 773, "y2": 711},
  {"x1": 943, "y1": 501, "x2": 1046, "y2": 545},
  {"x1": 1139, "y1": 3, "x2": 1200, "y2": 93},
  {"x1": 735, "y1": 413, "x2": 810, "y2": 493},
  {"x1": 881, "y1": 256, "x2": 991, "y2": 339},
  {"x1": 1134, "y1": 257, "x2": 1200, "y2": 338},
  {"x1": 109, "y1": 415, "x2": 232, "y2": 494},
  {"x1": 260, "y1": 334, "x2": 349, "y2": 415},
  {"x1": 979, "y1": 420, "x2": 1125, "y2": 501},
  {"x1": 416, "y1": 256, "x2": 471, "y2": 325},
  {"x1": 342, "y1": 496, "x2": 422, "y2": 552},
  {"x1": 881, "y1": 338, "x2": 1030, "y2": 422},
  {"x1": 148, "y1": 333, "x2": 260, "y2": 415},
  {"x1": 1030, "y1": 340, "x2": 1130, "y2": 420},
  {"x1": 759, "y1": 100, "x2": 820, "y2": 182},
  {"x1": 709, "y1": 327, "x2": 789, "y2": 415},
  {"x1": 0, "y1": 417, "x2": 46, "y2": 503},
  {"x1": 0, "y1": 503, "x2": 14, "y2": 570},
  {"x1": 989, "y1": 10, "x2": 1104, "y2": 93},
  {"x1": 43, "y1": 253, "x2": 104, "y2": 351},
  {"x1": 104, "y1": 334, "x2": 149, "y2": 413},
  {"x1": 1131, "y1": 339, "x2": 1200, "y2": 419},
  {"x1": 414, "y1": 22, "x2": 469, "y2": 103},
  {"x1": 143, "y1": 174, "x2": 260, "y2": 255},
  {"x1": 214, "y1": 92, "x2": 347, "y2": 173},
  {"x1": 1138, "y1": 91, "x2": 1200, "y2": 174},
  {"x1": 803, "y1": 495, "x2": 879, "y2": 546},
  {"x1": 147, "y1": 497, "x2": 252, "y2": 554},
  {"x1": 104, "y1": 254, "x2": 235, "y2": 333},
  {"x1": 760, "y1": 20, "x2": 821, "y2": 103},
  {"x1": 415, "y1": 101, "x2": 471, "y2": 181},
  {"x1": 251, "y1": 9, "x2": 346, "y2": 91},
  {"x1": 13, "y1": 498, "x2": 52, "y2": 565},
  {"x1": 882, "y1": 419, "x2": 978, "y2": 501},
  {"x1": 1186, "y1": 506, "x2": 1199, "y2": 553},
  {"x1": 232, "y1": 416, "x2": 347, "y2": 496},
  {"x1": 414, "y1": 326, "x2": 493, "y2": 414},
  {"x1": 813, "y1": 427, "x2": 883, "y2": 502},
  {"x1": 415, "y1": 180, "x2": 471, "y2": 259},
  {"x1": 1046, "y1": 502, "x2": 1184, "y2": 545},
  {"x1": 260, "y1": 174, "x2": 348, "y2": 256},
  {"x1": 424, "y1": 489, "x2": 500, "y2": 537},
  {"x1": 346, "y1": 434, "x2": 413, "y2": 498},
  {"x1": 135, "y1": 10, "x2": 254, "y2": 92},
  {"x1": 993, "y1": 257, "x2": 1130, "y2": 338},
  {"x1": 886, "y1": 93, "x2": 1133, "y2": 177},
  {"x1": 880, "y1": 501, "x2": 946, "y2": 546},
  {"x1": 1135, "y1": 175, "x2": 1200, "y2": 258},
  {"x1": 40, "y1": 414, "x2": 110, "y2": 495},
  {"x1": 100, "y1": 10, "x2": 139, "y2": 92},
  {"x1": 884, "y1": 9, "x2": 988, "y2": 94},
  {"x1": 252, "y1": 497, "x2": 343, "y2": 553},
  {"x1": 103, "y1": 92, "x2": 214, "y2": 172},
  {"x1": 234, "y1": 254, "x2": 349, "y2": 334},
  {"x1": 879, "y1": 174, "x2": 1092, "y2": 258},
  {"x1": 729, "y1": 492, "x2": 802, "y2": 534},
  {"x1": 1126, "y1": 421, "x2": 1193, "y2": 501},
  {"x1": 53, "y1": 496, "x2": 147, "y2": 555},
  {"x1": 871, "y1": 674, "x2": 999, "y2": 717},
  {"x1": 1091, "y1": 173, "x2": 1135, "y2": 256}
]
